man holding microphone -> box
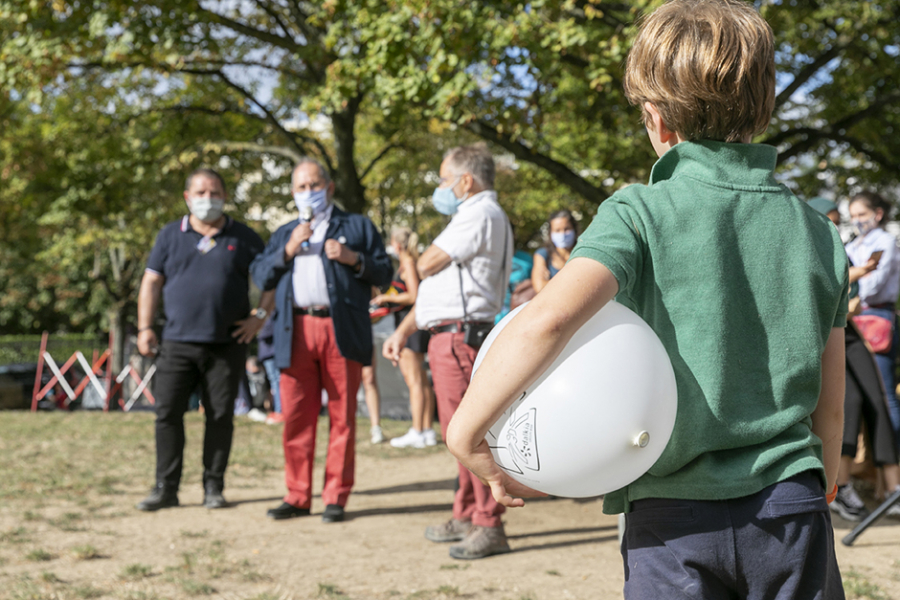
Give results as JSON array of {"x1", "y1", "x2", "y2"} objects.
[{"x1": 251, "y1": 158, "x2": 392, "y2": 523}]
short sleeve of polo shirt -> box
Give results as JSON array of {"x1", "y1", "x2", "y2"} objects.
[
  {"x1": 834, "y1": 262, "x2": 850, "y2": 328},
  {"x1": 146, "y1": 228, "x2": 169, "y2": 276},
  {"x1": 569, "y1": 196, "x2": 644, "y2": 297},
  {"x1": 432, "y1": 207, "x2": 485, "y2": 264}
]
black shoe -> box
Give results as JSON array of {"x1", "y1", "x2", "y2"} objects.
[
  {"x1": 136, "y1": 484, "x2": 179, "y2": 512},
  {"x1": 322, "y1": 504, "x2": 345, "y2": 523},
  {"x1": 266, "y1": 502, "x2": 310, "y2": 520},
  {"x1": 203, "y1": 482, "x2": 228, "y2": 509}
]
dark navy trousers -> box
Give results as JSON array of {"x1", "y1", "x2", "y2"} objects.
[{"x1": 622, "y1": 471, "x2": 844, "y2": 600}]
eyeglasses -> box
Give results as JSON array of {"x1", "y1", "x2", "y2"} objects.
[{"x1": 438, "y1": 175, "x2": 462, "y2": 187}]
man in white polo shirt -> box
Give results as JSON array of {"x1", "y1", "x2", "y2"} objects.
[{"x1": 384, "y1": 144, "x2": 512, "y2": 560}]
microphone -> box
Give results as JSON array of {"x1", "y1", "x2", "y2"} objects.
[{"x1": 299, "y1": 205, "x2": 313, "y2": 251}]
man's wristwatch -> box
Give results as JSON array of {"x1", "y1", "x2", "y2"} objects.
[{"x1": 252, "y1": 308, "x2": 268, "y2": 320}]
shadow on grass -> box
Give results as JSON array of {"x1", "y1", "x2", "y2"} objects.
[
  {"x1": 507, "y1": 525, "x2": 617, "y2": 541},
  {"x1": 511, "y1": 534, "x2": 619, "y2": 553},
  {"x1": 354, "y1": 479, "x2": 457, "y2": 496},
  {"x1": 227, "y1": 496, "x2": 284, "y2": 507},
  {"x1": 343, "y1": 502, "x2": 454, "y2": 520}
]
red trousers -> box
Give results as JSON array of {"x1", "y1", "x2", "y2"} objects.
[
  {"x1": 428, "y1": 332, "x2": 505, "y2": 527},
  {"x1": 279, "y1": 315, "x2": 362, "y2": 509}
]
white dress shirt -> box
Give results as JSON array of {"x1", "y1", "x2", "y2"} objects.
[
  {"x1": 845, "y1": 226, "x2": 900, "y2": 307},
  {"x1": 292, "y1": 204, "x2": 333, "y2": 308},
  {"x1": 416, "y1": 190, "x2": 513, "y2": 329}
]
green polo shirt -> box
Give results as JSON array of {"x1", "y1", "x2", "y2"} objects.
[{"x1": 570, "y1": 140, "x2": 849, "y2": 514}]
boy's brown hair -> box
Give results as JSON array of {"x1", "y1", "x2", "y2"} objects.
[{"x1": 624, "y1": 0, "x2": 775, "y2": 143}]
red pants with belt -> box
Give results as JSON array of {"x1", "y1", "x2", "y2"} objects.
[
  {"x1": 428, "y1": 331, "x2": 505, "y2": 528},
  {"x1": 279, "y1": 314, "x2": 362, "y2": 509}
]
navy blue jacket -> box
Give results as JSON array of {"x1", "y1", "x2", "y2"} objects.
[{"x1": 250, "y1": 206, "x2": 392, "y2": 368}]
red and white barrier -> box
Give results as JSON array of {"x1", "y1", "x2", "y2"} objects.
[{"x1": 31, "y1": 331, "x2": 155, "y2": 411}]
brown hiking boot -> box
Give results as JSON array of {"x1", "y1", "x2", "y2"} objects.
[
  {"x1": 424, "y1": 518, "x2": 473, "y2": 543},
  {"x1": 448, "y1": 525, "x2": 511, "y2": 560}
]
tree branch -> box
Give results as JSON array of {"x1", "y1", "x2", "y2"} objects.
[
  {"x1": 360, "y1": 142, "x2": 402, "y2": 181},
  {"x1": 206, "y1": 140, "x2": 304, "y2": 162},
  {"x1": 199, "y1": 6, "x2": 300, "y2": 52},
  {"x1": 774, "y1": 128, "x2": 900, "y2": 173},
  {"x1": 775, "y1": 43, "x2": 845, "y2": 108},
  {"x1": 765, "y1": 90, "x2": 900, "y2": 148},
  {"x1": 252, "y1": 0, "x2": 294, "y2": 38},
  {"x1": 466, "y1": 119, "x2": 608, "y2": 205},
  {"x1": 183, "y1": 67, "x2": 307, "y2": 157}
]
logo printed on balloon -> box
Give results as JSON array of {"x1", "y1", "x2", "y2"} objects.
[{"x1": 487, "y1": 405, "x2": 539, "y2": 475}]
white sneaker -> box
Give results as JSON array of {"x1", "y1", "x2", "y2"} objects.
[
  {"x1": 247, "y1": 408, "x2": 267, "y2": 423},
  {"x1": 422, "y1": 428, "x2": 437, "y2": 446},
  {"x1": 390, "y1": 428, "x2": 425, "y2": 448},
  {"x1": 370, "y1": 425, "x2": 384, "y2": 444}
]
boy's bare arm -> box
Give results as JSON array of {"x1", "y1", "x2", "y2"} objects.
[
  {"x1": 446, "y1": 258, "x2": 619, "y2": 506},
  {"x1": 812, "y1": 327, "x2": 846, "y2": 494}
]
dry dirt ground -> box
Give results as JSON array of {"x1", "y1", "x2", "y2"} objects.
[{"x1": 1, "y1": 412, "x2": 899, "y2": 600}]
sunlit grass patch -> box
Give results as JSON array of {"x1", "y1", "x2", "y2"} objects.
[
  {"x1": 70, "y1": 544, "x2": 103, "y2": 560},
  {"x1": 25, "y1": 549, "x2": 53, "y2": 562}
]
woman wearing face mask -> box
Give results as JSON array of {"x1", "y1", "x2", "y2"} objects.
[
  {"x1": 372, "y1": 227, "x2": 437, "y2": 448},
  {"x1": 531, "y1": 210, "x2": 578, "y2": 294},
  {"x1": 846, "y1": 191, "x2": 900, "y2": 450}
]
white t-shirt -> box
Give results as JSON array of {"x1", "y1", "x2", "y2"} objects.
[
  {"x1": 416, "y1": 190, "x2": 513, "y2": 329},
  {"x1": 292, "y1": 204, "x2": 333, "y2": 308}
]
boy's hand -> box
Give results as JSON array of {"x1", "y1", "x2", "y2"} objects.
[{"x1": 451, "y1": 438, "x2": 547, "y2": 508}]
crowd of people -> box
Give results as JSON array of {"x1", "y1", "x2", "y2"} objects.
[
  {"x1": 126, "y1": 0, "x2": 898, "y2": 594},
  {"x1": 807, "y1": 194, "x2": 900, "y2": 522}
]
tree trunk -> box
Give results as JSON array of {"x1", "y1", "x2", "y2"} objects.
[
  {"x1": 330, "y1": 96, "x2": 367, "y2": 214},
  {"x1": 108, "y1": 304, "x2": 127, "y2": 410}
]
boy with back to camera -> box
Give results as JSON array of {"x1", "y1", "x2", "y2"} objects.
[{"x1": 445, "y1": 0, "x2": 848, "y2": 597}]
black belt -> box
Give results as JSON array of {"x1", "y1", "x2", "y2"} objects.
[
  {"x1": 429, "y1": 320, "x2": 492, "y2": 334},
  {"x1": 867, "y1": 303, "x2": 896, "y2": 310},
  {"x1": 294, "y1": 306, "x2": 330, "y2": 318}
]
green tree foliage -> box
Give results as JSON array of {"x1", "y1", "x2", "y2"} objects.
[{"x1": 2, "y1": 0, "x2": 899, "y2": 338}]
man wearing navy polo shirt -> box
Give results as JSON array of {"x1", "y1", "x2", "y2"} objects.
[
  {"x1": 251, "y1": 158, "x2": 392, "y2": 523},
  {"x1": 135, "y1": 168, "x2": 272, "y2": 512}
]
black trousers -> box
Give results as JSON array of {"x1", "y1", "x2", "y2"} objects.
[
  {"x1": 843, "y1": 324, "x2": 899, "y2": 465},
  {"x1": 154, "y1": 340, "x2": 246, "y2": 490}
]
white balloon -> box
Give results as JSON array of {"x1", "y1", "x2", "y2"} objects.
[{"x1": 472, "y1": 300, "x2": 678, "y2": 498}]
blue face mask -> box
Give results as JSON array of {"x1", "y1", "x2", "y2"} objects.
[
  {"x1": 432, "y1": 178, "x2": 463, "y2": 216},
  {"x1": 551, "y1": 230, "x2": 576, "y2": 249},
  {"x1": 293, "y1": 189, "x2": 329, "y2": 216}
]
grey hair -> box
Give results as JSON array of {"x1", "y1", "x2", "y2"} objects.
[
  {"x1": 443, "y1": 144, "x2": 495, "y2": 189},
  {"x1": 291, "y1": 157, "x2": 331, "y2": 187},
  {"x1": 185, "y1": 168, "x2": 226, "y2": 195}
]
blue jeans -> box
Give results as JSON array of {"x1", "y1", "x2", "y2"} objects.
[
  {"x1": 861, "y1": 307, "x2": 900, "y2": 447},
  {"x1": 262, "y1": 357, "x2": 282, "y2": 414}
]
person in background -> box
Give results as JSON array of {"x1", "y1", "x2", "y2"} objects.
[
  {"x1": 245, "y1": 356, "x2": 269, "y2": 422},
  {"x1": 839, "y1": 191, "x2": 900, "y2": 519},
  {"x1": 495, "y1": 229, "x2": 534, "y2": 323},
  {"x1": 384, "y1": 144, "x2": 513, "y2": 560},
  {"x1": 257, "y1": 317, "x2": 284, "y2": 424},
  {"x1": 531, "y1": 210, "x2": 578, "y2": 294},
  {"x1": 251, "y1": 157, "x2": 392, "y2": 523},
  {"x1": 808, "y1": 196, "x2": 900, "y2": 521},
  {"x1": 808, "y1": 197, "x2": 841, "y2": 228},
  {"x1": 135, "y1": 167, "x2": 272, "y2": 511},
  {"x1": 361, "y1": 343, "x2": 384, "y2": 444},
  {"x1": 373, "y1": 227, "x2": 436, "y2": 449},
  {"x1": 845, "y1": 191, "x2": 900, "y2": 441}
]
